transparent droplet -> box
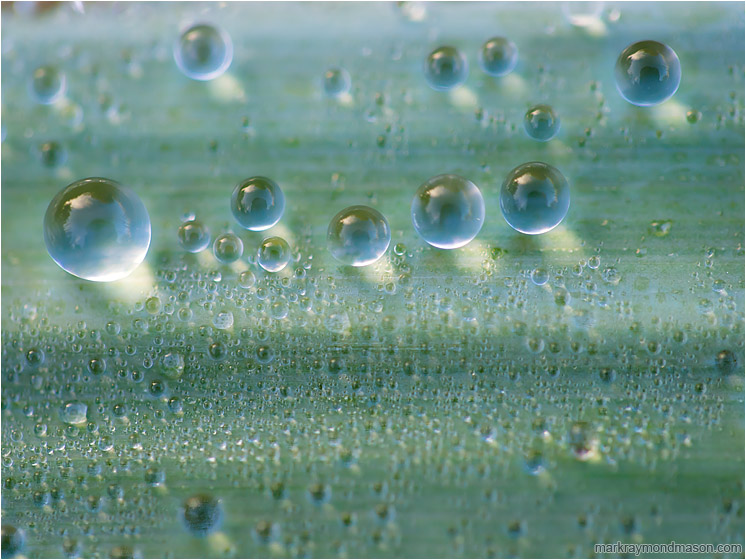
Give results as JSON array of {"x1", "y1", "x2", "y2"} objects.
[
  {"x1": 60, "y1": 401, "x2": 87, "y2": 425},
  {"x1": 500, "y1": 162, "x2": 570, "y2": 235},
  {"x1": 649, "y1": 219, "x2": 672, "y2": 237},
  {"x1": 38, "y1": 141, "x2": 67, "y2": 168},
  {"x1": 213, "y1": 233, "x2": 243, "y2": 264},
  {"x1": 1, "y1": 525, "x2": 25, "y2": 559},
  {"x1": 478, "y1": 37, "x2": 518, "y2": 77},
  {"x1": 323, "y1": 67, "x2": 351, "y2": 97},
  {"x1": 213, "y1": 310, "x2": 234, "y2": 330},
  {"x1": 238, "y1": 270, "x2": 256, "y2": 289},
  {"x1": 30, "y1": 65, "x2": 66, "y2": 105},
  {"x1": 174, "y1": 23, "x2": 233, "y2": 81},
  {"x1": 411, "y1": 174, "x2": 485, "y2": 249},
  {"x1": 178, "y1": 219, "x2": 210, "y2": 253},
  {"x1": 530, "y1": 268, "x2": 549, "y2": 285},
  {"x1": 327, "y1": 205, "x2": 391, "y2": 266},
  {"x1": 424, "y1": 46, "x2": 468, "y2": 91},
  {"x1": 716, "y1": 350, "x2": 737, "y2": 375},
  {"x1": 161, "y1": 351, "x2": 184, "y2": 379},
  {"x1": 183, "y1": 494, "x2": 223, "y2": 537},
  {"x1": 43, "y1": 177, "x2": 151, "y2": 281},
  {"x1": 524, "y1": 104, "x2": 560, "y2": 141},
  {"x1": 258, "y1": 236, "x2": 291, "y2": 272},
  {"x1": 614, "y1": 40, "x2": 681, "y2": 106},
  {"x1": 231, "y1": 176, "x2": 285, "y2": 231}
]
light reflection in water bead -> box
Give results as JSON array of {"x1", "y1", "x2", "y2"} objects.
[
  {"x1": 478, "y1": 37, "x2": 518, "y2": 77},
  {"x1": 174, "y1": 23, "x2": 233, "y2": 81},
  {"x1": 258, "y1": 236, "x2": 291, "y2": 272},
  {"x1": 231, "y1": 176, "x2": 285, "y2": 231},
  {"x1": 213, "y1": 233, "x2": 243, "y2": 264},
  {"x1": 43, "y1": 177, "x2": 151, "y2": 282},
  {"x1": 423, "y1": 46, "x2": 468, "y2": 91},
  {"x1": 524, "y1": 104, "x2": 560, "y2": 141},
  {"x1": 177, "y1": 219, "x2": 210, "y2": 253},
  {"x1": 1, "y1": 526, "x2": 25, "y2": 559},
  {"x1": 500, "y1": 162, "x2": 570, "y2": 235},
  {"x1": 182, "y1": 494, "x2": 223, "y2": 537},
  {"x1": 614, "y1": 40, "x2": 681, "y2": 107},
  {"x1": 411, "y1": 174, "x2": 485, "y2": 249},
  {"x1": 327, "y1": 205, "x2": 391, "y2": 266},
  {"x1": 30, "y1": 65, "x2": 66, "y2": 105},
  {"x1": 323, "y1": 67, "x2": 351, "y2": 97},
  {"x1": 38, "y1": 141, "x2": 67, "y2": 168},
  {"x1": 60, "y1": 401, "x2": 88, "y2": 425}
]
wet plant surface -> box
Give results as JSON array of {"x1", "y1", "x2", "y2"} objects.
[{"x1": 1, "y1": 2, "x2": 744, "y2": 558}]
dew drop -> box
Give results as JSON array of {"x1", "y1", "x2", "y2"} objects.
[
  {"x1": 174, "y1": 23, "x2": 233, "y2": 81},
  {"x1": 614, "y1": 40, "x2": 681, "y2": 106},
  {"x1": 411, "y1": 174, "x2": 484, "y2": 249},
  {"x1": 500, "y1": 162, "x2": 570, "y2": 234},
  {"x1": 478, "y1": 37, "x2": 518, "y2": 77},
  {"x1": 230, "y1": 177, "x2": 285, "y2": 232},
  {"x1": 182, "y1": 493, "x2": 223, "y2": 537},
  {"x1": 178, "y1": 219, "x2": 210, "y2": 253},
  {"x1": 524, "y1": 104, "x2": 560, "y2": 141},
  {"x1": 323, "y1": 67, "x2": 352, "y2": 97},
  {"x1": 258, "y1": 236, "x2": 291, "y2": 272},
  {"x1": 424, "y1": 46, "x2": 468, "y2": 91},
  {"x1": 213, "y1": 233, "x2": 244, "y2": 264},
  {"x1": 327, "y1": 205, "x2": 391, "y2": 266},
  {"x1": 43, "y1": 177, "x2": 151, "y2": 282},
  {"x1": 30, "y1": 65, "x2": 66, "y2": 104}
]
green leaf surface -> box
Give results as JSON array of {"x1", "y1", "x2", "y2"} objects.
[{"x1": 1, "y1": 2, "x2": 744, "y2": 558}]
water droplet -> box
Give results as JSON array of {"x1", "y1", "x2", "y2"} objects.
[
  {"x1": 327, "y1": 205, "x2": 391, "y2": 266},
  {"x1": 161, "y1": 351, "x2": 184, "y2": 379},
  {"x1": 478, "y1": 37, "x2": 518, "y2": 77},
  {"x1": 60, "y1": 401, "x2": 88, "y2": 425},
  {"x1": 30, "y1": 65, "x2": 66, "y2": 104},
  {"x1": 411, "y1": 174, "x2": 485, "y2": 249},
  {"x1": 307, "y1": 482, "x2": 331, "y2": 505},
  {"x1": 182, "y1": 493, "x2": 223, "y2": 537},
  {"x1": 39, "y1": 140, "x2": 67, "y2": 167},
  {"x1": 500, "y1": 162, "x2": 570, "y2": 234},
  {"x1": 323, "y1": 67, "x2": 351, "y2": 97},
  {"x1": 213, "y1": 233, "x2": 243, "y2": 264},
  {"x1": 178, "y1": 219, "x2": 210, "y2": 253},
  {"x1": 1, "y1": 525, "x2": 25, "y2": 559},
  {"x1": 256, "y1": 345, "x2": 275, "y2": 364},
  {"x1": 213, "y1": 310, "x2": 234, "y2": 330},
  {"x1": 530, "y1": 268, "x2": 549, "y2": 285},
  {"x1": 524, "y1": 104, "x2": 560, "y2": 141},
  {"x1": 615, "y1": 40, "x2": 681, "y2": 106},
  {"x1": 601, "y1": 266, "x2": 621, "y2": 285},
  {"x1": 649, "y1": 219, "x2": 672, "y2": 237},
  {"x1": 144, "y1": 467, "x2": 165, "y2": 486},
  {"x1": 174, "y1": 23, "x2": 233, "y2": 81},
  {"x1": 716, "y1": 350, "x2": 737, "y2": 374},
  {"x1": 238, "y1": 270, "x2": 256, "y2": 288},
  {"x1": 424, "y1": 46, "x2": 468, "y2": 91},
  {"x1": 258, "y1": 236, "x2": 291, "y2": 272},
  {"x1": 43, "y1": 177, "x2": 151, "y2": 281},
  {"x1": 230, "y1": 177, "x2": 285, "y2": 231}
]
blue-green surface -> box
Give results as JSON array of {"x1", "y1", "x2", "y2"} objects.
[{"x1": 1, "y1": 2, "x2": 744, "y2": 558}]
